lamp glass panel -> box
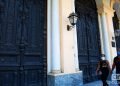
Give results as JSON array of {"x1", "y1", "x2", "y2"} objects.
[
  {"x1": 74, "y1": 16, "x2": 78, "y2": 24},
  {"x1": 69, "y1": 16, "x2": 74, "y2": 24}
]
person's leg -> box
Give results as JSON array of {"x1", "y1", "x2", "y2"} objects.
[
  {"x1": 104, "y1": 80, "x2": 108, "y2": 86},
  {"x1": 102, "y1": 80, "x2": 109, "y2": 86},
  {"x1": 117, "y1": 80, "x2": 120, "y2": 86},
  {"x1": 102, "y1": 70, "x2": 109, "y2": 86},
  {"x1": 102, "y1": 78, "x2": 108, "y2": 86},
  {"x1": 105, "y1": 74, "x2": 109, "y2": 86},
  {"x1": 102, "y1": 79, "x2": 106, "y2": 86},
  {"x1": 101, "y1": 74, "x2": 107, "y2": 86}
]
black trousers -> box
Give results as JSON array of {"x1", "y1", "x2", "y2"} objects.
[{"x1": 101, "y1": 68, "x2": 109, "y2": 86}]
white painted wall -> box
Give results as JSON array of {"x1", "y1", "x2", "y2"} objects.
[{"x1": 60, "y1": 0, "x2": 76, "y2": 73}]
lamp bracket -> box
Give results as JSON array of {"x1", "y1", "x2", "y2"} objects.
[{"x1": 67, "y1": 25, "x2": 74, "y2": 31}]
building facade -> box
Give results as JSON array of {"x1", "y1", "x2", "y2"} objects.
[
  {"x1": 47, "y1": 0, "x2": 120, "y2": 86},
  {"x1": 0, "y1": 0, "x2": 120, "y2": 86}
]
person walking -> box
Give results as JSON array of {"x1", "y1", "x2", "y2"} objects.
[
  {"x1": 96, "y1": 55, "x2": 111, "y2": 86},
  {"x1": 111, "y1": 50, "x2": 120, "y2": 86}
]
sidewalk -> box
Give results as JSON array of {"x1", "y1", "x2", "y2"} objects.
[
  {"x1": 83, "y1": 70, "x2": 119, "y2": 86},
  {"x1": 84, "y1": 80, "x2": 118, "y2": 86}
]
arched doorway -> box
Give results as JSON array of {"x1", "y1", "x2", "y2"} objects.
[
  {"x1": 0, "y1": 0, "x2": 47, "y2": 86},
  {"x1": 75, "y1": 0, "x2": 101, "y2": 83}
]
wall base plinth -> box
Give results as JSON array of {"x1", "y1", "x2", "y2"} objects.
[{"x1": 47, "y1": 71, "x2": 83, "y2": 86}]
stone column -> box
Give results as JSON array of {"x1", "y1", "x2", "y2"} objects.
[
  {"x1": 98, "y1": 13, "x2": 105, "y2": 55},
  {"x1": 106, "y1": 11, "x2": 117, "y2": 63},
  {"x1": 47, "y1": 0, "x2": 52, "y2": 73},
  {"x1": 51, "y1": 0, "x2": 61, "y2": 73},
  {"x1": 101, "y1": 12, "x2": 111, "y2": 62}
]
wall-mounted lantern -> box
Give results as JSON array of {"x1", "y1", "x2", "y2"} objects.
[{"x1": 67, "y1": 12, "x2": 78, "y2": 31}]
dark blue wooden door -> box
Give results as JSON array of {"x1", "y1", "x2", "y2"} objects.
[
  {"x1": 75, "y1": 0, "x2": 101, "y2": 83},
  {"x1": 113, "y1": 12, "x2": 120, "y2": 49},
  {"x1": 0, "y1": 0, "x2": 47, "y2": 86}
]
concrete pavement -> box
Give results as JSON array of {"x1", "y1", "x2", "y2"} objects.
[{"x1": 84, "y1": 80, "x2": 118, "y2": 86}]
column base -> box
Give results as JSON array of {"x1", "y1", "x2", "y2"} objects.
[
  {"x1": 47, "y1": 71, "x2": 83, "y2": 86},
  {"x1": 51, "y1": 70, "x2": 61, "y2": 74},
  {"x1": 75, "y1": 68, "x2": 80, "y2": 72}
]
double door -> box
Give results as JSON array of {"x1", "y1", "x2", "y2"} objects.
[
  {"x1": 75, "y1": 0, "x2": 101, "y2": 83},
  {"x1": 0, "y1": 0, "x2": 47, "y2": 86}
]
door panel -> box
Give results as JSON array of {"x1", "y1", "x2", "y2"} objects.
[
  {"x1": 22, "y1": 0, "x2": 45, "y2": 66},
  {"x1": 75, "y1": 0, "x2": 101, "y2": 83},
  {"x1": 20, "y1": 1, "x2": 46, "y2": 85},
  {"x1": 0, "y1": 0, "x2": 20, "y2": 67},
  {"x1": 21, "y1": 70, "x2": 44, "y2": 86},
  {"x1": 0, "y1": 0, "x2": 47, "y2": 86},
  {"x1": 0, "y1": 71, "x2": 19, "y2": 86}
]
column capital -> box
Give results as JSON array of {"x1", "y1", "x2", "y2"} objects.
[{"x1": 97, "y1": 5, "x2": 115, "y2": 17}]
